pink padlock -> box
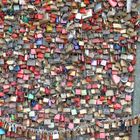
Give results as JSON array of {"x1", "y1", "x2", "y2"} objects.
[
  {"x1": 107, "y1": 0, "x2": 117, "y2": 7},
  {"x1": 33, "y1": 104, "x2": 42, "y2": 110},
  {"x1": 62, "y1": 29, "x2": 67, "y2": 34},
  {"x1": 36, "y1": 33, "x2": 43, "y2": 38},
  {"x1": 0, "y1": 92, "x2": 4, "y2": 97},
  {"x1": 61, "y1": 82, "x2": 65, "y2": 87},
  {"x1": 86, "y1": 84, "x2": 92, "y2": 89},
  {"x1": 0, "y1": 109, "x2": 2, "y2": 116},
  {"x1": 96, "y1": 100, "x2": 102, "y2": 105},
  {"x1": 128, "y1": 65, "x2": 134, "y2": 72},
  {"x1": 112, "y1": 96, "x2": 116, "y2": 102},
  {"x1": 3, "y1": 84, "x2": 10, "y2": 89},
  {"x1": 68, "y1": 123, "x2": 74, "y2": 130},
  {"x1": 75, "y1": 89, "x2": 81, "y2": 95},
  {"x1": 20, "y1": 28, "x2": 26, "y2": 33},
  {"x1": 54, "y1": 114, "x2": 60, "y2": 122},
  {"x1": 10, "y1": 81, "x2": 16, "y2": 86},
  {"x1": 23, "y1": 75, "x2": 29, "y2": 80}
]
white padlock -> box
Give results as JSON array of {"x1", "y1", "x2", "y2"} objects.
[{"x1": 53, "y1": 130, "x2": 59, "y2": 140}]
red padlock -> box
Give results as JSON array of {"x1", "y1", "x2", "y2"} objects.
[
  {"x1": 11, "y1": 33, "x2": 18, "y2": 39},
  {"x1": 17, "y1": 96, "x2": 25, "y2": 102},
  {"x1": 45, "y1": 88, "x2": 50, "y2": 95},
  {"x1": 84, "y1": 0, "x2": 90, "y2": 5},
  {"x1": 86, "y1": 96, "x2": 90, "y2": 103},
  {"x1": 29, "y1": 66, "x2": 35, "y2": 72},
  {"x1": 0, "y1": 92, "x2": 5, "y2": 97},
  {"x1": 114, "y1": 103, "x2": 122, "y2": 110},
  {"x1": 37, "y1": 53, "x2": 44, "y2": 59},
  {"x1": 45, "y1": 6, "x2": 51, "y2": 11},
  {"x1": 79, "y1": 8, "x2": 87, "y2": 14},
  {"x1": 100, "y1": 96, "x2": 105, "y2": 101},
  {"x1": 60, "y1": 115, "x2": 65, "y2": 122},
  {"x1": 35, "y1": 14, "x2": 44, "y2": 20},
  {"x1": 34, "y1": 0, "x2": 40, "y2": 5},
  {"x1": 17, "y1": 73, "x2": 24, "y2": 78},
  {"x1": 2, "y1": 0, "x2": 7, "y2": 4},
  {"x1": 107, "y1": 99, "x2": 112, "y2": 105},
  {"x1": 86, "y1": 76, "x2": 92, "y2": 82},
  {"x1": 68, "y1": 14, "x2": 75, "y2": 21},
  {"x1": 67, "y1": 81, "x2": 73, "y2": 87},
  {"x1": 102, "y1": 86, "x2": 107, "y2": 93},
  {"x1": 33, "y1": 104, "x2": 42, "y2": 110}
]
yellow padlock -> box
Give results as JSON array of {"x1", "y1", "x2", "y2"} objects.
[{"x1": 46, "y1": 25, "x2": 53, "y2": 32}]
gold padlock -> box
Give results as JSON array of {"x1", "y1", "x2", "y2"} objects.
[
  {"x1": 59, "y1": 132, "x2": 65, "y2": 140},
  {"x1": 65, "y1": 130, "x2": 71, "y2": 138}
]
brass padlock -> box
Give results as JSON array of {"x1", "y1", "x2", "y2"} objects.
[
  {"x1": 132, "y1": 117, "x2": 139, "y2": 125},
  {"x1": 65, "y1": 130, "x2": 71, "y2": 138},
  {"x1": 4, "y1": 122, "x2": 9, "y2": 130},
  {"x1": 16, "y1": 127, "x2": 22, "y2": 135},
  {"x1": 71, "y1": 130, "x2": 77, "y2": 138},
  {"x1": 41, "y1": 132, "x2": 48, "y2": 140},
  {"x1": 90, "y1": 127, "x2": 94, "y2": 134},
  {"x1": 59, "y1": 132, "x2": 65, "y2": 140},
  {"x1": 23, "y1": 129, "x2": 29, "y2": 138}
]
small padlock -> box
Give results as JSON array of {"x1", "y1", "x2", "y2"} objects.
[
  {"x1": 8, "y1": 124, "x2": 12, "y2": 132},
  {"x1": 134, "y1": 117, "x2": 139, "y2": 125},
  {"x1": 71, "y1": 130, "x2": 77, "y2": 138},
  {"x1": 49, "y1": 133, "x2": 53, "y2": 140},
  {"x1": 87, "y1": 127, "x2": 90, "y2": 133},
  {"x1": 4, "y1": 122, "x2": 8, "y2": 130},
  {"x1": 138, "y1": 116, "x2": 140, "y2": 124},
  {"x1": 80, "y1": 128, "x2": 86, "y2": 135},
  {"x1": 90, "y1": 127, "x2": 94, "y2": 133},
  {"x1": 59, "y1": 132, "x2": 65, "y2": 140},
  {"x1": 129, "y1": 119, "x2": 133, "y2": 126},
  {"x1": 44, "y1": 132, "x2": 49, "y2": 140},
  {"x1": 65, "y1": 130, "x2": 71, "y2": 138},
  {"x1": 52, "y1": 130, "x2": 59, "y2": 140},
  {"x1": 24, "y1": 129, "x2": 29, "y2": 138}
]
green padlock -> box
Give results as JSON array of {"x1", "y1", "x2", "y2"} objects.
[
  {"x1": 11, "y1": 114, "x2": 15, "y2": 120},
  {"x1": 121, "y1": 47, "x2": 126, "y2": 53},
  {"x1": 81, "y1": 89, "x2": 87, "y2": 96},
  {"x1": 22, "y1": 15, "x2": 29, "y2": 23},
  {"x1": 45, "y1": 53, "x2": 51, "y2": 58},
  {"x1": 27, "y1": 93, "x2": 34, "y2": 100},
  {"x1": 8, "y1": 26, "x2": 12, "y2": 33}
]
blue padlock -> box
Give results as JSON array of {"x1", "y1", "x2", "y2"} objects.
[
  {"x1": 31, "y1": 100, "x2": 37, "y2": 107},
  {"x1": 113, "y1": 44, "x2": 121, "y2": 50},
  {"x1": 72, "y1": 39, "x2": 78, "y2": 45},
  {"x1": 90, "y1": 0, "x2": 94, "y2": 3},
  {"x1": 64, "y1": 67, "x2": 68, "y2": 73},
  {"x1": 72, "y1": 39, "x2": 80, "y2": 50},
  {"x1": 0, "y1": 128, "x2": 5, "y2": 135},
  {"x1": 2, "y1": 7, "x2": 7, "y2": 12},
  {"x1": 74, "y1": 44, "x2": 80, "y2": 50},
  {"x1": 59, "y1": 44, "x2": 64, "y2": 49},
  {"x1": 14, "y1": 65, "x2": 20, "y2": 72},
  {"x1": 36, "y1": 38, "x2": 43, "y2": 46},
  {"x1": 56, "y1": 17, "x2": 60, "y2": 24},
  {"x1": 119, "y1": 120, "x2": 125, "y2": 131}
]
